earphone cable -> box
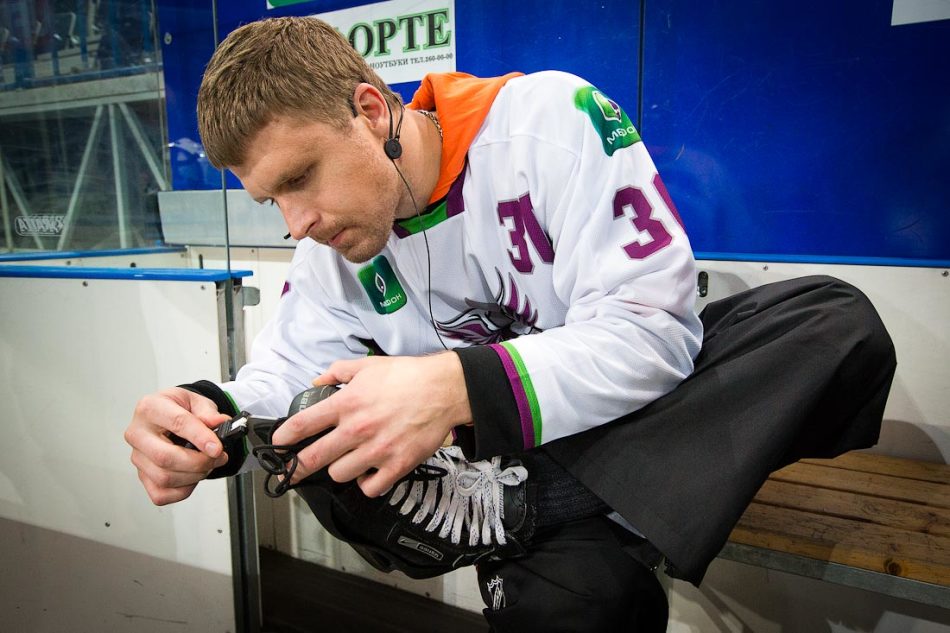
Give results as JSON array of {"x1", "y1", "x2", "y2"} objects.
[{"x1": 391, "y1": 157, "x2": 450, "y2": 351}]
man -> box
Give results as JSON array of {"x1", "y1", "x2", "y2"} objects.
[{"x1": 125, "y1": 16, "x2": 895, "y2": 632}]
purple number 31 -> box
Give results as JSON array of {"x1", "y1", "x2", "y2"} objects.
[
  {"x1": 612, "y1": 174, "x2": 679, "y2": 260},
  {"x1": 499, "y1": 174, "x2": 681, "y2": 269},
  {"x1": 497, "y1": 193, "x2": 555, "y2": 273}
]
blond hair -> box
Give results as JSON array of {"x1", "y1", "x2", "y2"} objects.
[{"x1": 197, "y1": 17, "x2": 400, "y2": 168}]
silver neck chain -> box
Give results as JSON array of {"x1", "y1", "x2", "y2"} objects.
[{"x1": 419, "y1": 110, "x2": 443, "y2": 141}]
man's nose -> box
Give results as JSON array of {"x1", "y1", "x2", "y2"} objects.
[{"x1": 279, "y1": 197, "x2": 318, "y2": 241}]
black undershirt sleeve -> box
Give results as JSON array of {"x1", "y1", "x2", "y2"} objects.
[{"x1": 453, "y1": 346, "x2": 527, "y2": 460}]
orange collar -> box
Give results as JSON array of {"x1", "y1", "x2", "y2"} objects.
[{"x1": 409, "y1": 72, "x2": 523, "y2": 205}]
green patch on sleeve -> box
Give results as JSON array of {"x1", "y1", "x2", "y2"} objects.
[{"x1": 573, "y1": 86, "x2": 641, "y2": 156}]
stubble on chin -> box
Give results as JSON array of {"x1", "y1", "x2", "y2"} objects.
[{"x1": 337, "y1": 226, "x2": 391, "y2": 264}]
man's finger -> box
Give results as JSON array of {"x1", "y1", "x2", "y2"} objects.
[
  {"x1": 290, "y1": 430, "x2": 351, "y2": 483},
  {"x1": 187, "y1": 393, "x2": 232, "y2": 429},
  {"x1": 163, "y1": 406, "x2": 223, "y2": 458},
  {"x1": 326, "y1": 446, "x2": 376, "y2": 485},
  {"x1": 271, "y1": 401, "x2": 337, "y2": 447},
  {"x1": 132, "y1": 424, "x2": 220, "y2": 473},
  {"x1": 131, "y1": 448, "x2": 220, "y2": 489},
  {"x1": 150, "y1": 389, "x2": 229, "y2": 455},
  {"x1": 139, "y1": 468, "x2": 198, "y2": 506},
  {"x1": 312, "y1": 357, "x2": 375, "y2": 386},
  {"x1": 357, "y1": 467, "x2": 398, "y2": 499}
]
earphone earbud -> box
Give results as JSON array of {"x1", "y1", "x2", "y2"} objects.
[
  {"x1": 384, "y1": 99, "x2": 404, "y2": 160},
  {"x1": 384, "y1": 137, "x2": 402, "y2": 160}
]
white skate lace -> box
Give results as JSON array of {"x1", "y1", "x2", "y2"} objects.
[{"x1": 388, "y1": 445, "x2": 528, "y2": 547}]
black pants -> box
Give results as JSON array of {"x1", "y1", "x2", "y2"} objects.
[
  {"x1": 480, "y1": 275, "x2": 896, "y2": 628},
  {"x1": 476, "y1": 515, "x2": 668, "y2": 633}
]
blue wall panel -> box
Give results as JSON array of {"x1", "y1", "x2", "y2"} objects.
[
  {"x1": 157, "y1": 1, "x2": 948, "y2": 263},
  {"x1": 155, "y1": 0, "x2": 218, "y2": 190},
  {"x1": 642, "y1": 0, "x2": 950, "y2": 262},
  {"x1": 158, "y1": 0, "x2": 641, "y2": 192}
]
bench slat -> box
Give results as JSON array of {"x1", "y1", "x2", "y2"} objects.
[
  {"x1": 799, "y1": 452, "x2": 950, "y2": 485},
  {"x1": 770, "y1": 462, "x2": 950, "y2": 509},
  {"x1": 730, "y1": 502, "x2": 950, "y2": 585},
  {"x1": 753, "y1": 479, "x2": 950, "y2": 537}
]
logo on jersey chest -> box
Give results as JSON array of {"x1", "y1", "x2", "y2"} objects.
[
  {"x1": 358, "y1": 255, "x2": 407, "y2": 314},
  {"x1": 435, "y1": 270, "x2": 541, "y2": 344}
]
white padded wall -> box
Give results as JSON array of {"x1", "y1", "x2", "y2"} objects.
[{"x1": 0, "y1": 274, "x2": 236, "y2": 632}]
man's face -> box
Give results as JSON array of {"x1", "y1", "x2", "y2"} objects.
[{"x1": 232, "y1": 114, "x2": 402, "y2": 264}]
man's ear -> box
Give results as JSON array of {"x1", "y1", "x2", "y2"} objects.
[{"x1": 352, "y1": 83, "x2": 390, "y2": 136}]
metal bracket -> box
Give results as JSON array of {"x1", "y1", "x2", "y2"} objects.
[
  {"x1": 697, "y1": 270, "x2": 709, "y2": 297},
  {"x1": 242, "y1": 286, "x2": 261, "y2": 308},
  {"x1": 719, "y1": 542, "x2": 950, "y2": 609}
]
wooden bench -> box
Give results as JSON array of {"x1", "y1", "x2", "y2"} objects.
[{"x1": 720, "y1": 451, "x2": 950, "y2": 608}]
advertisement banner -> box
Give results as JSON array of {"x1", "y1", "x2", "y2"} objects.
[{"x1": 311, "y1": 0, "x2": 456, "y2": 85}]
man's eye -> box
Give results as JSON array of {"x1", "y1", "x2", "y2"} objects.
[{"x1": 287, "y1": 170, "x2": 310, "y2": 188}]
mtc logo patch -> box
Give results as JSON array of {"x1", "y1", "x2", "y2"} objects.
[
  {"x1": 358, "y1": 255, "x2": 408, "y2": 315},
  {"x1": 574, "y1": 86, "x2": 641, "y2": 156}
]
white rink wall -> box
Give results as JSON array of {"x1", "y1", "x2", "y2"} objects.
[{"x1": 0, "y1": 252, "x2": 237, "y2": 633}]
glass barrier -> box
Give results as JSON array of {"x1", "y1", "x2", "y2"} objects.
[{"x1": 0, "y1": 0, "x2": 228, "y2": 268}]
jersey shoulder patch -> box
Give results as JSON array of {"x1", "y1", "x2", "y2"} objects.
[{"x1": 573, "y1": 86, "x2": 641, "y2": 156}]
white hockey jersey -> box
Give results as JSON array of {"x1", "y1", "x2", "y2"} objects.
[{"x1": 223, "y1": 71, "x2": 702, "y2": 459}]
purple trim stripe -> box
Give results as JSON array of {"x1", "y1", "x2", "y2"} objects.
[
  {"x1": 490, "y1": 343, "x2": 536, "y2": 449},
  {"x1": 446, "y1": 161, "x2": 467, "y2": 218}
]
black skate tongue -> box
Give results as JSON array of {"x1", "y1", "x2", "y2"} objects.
[{"x1": 500, "y1": 457, "x2": 531, "y2": 534}]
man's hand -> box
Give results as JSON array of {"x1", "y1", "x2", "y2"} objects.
[
  {"x1": 271, "y1": 353, "x2": 472, "y2": 498},
  {"x1": 125, "y1": 387, "x2": 232, "y2": 505}
]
